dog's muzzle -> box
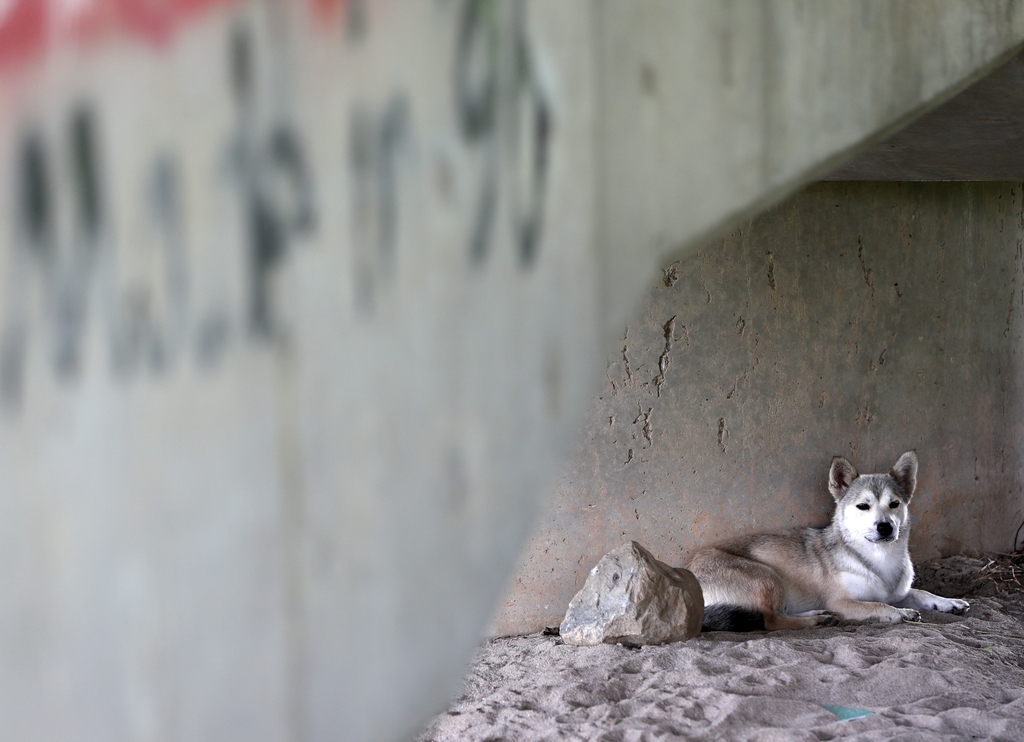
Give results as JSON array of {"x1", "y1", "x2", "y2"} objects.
[{"x1": 874, "y1": 522, "x2": 895, "y2": 541}]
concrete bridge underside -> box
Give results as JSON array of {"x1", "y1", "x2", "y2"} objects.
[{"x1": 0, "y1": 2, "x2": 1023, "y2": 740}]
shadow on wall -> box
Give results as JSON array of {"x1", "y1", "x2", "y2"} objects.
[{"x1": 494, "y1": 181, "x2": 1024, "y2": 637}]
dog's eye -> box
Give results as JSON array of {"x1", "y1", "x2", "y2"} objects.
[
  {"x1": 889, "y1": 501, "x2": 900, "y2": 509},
  {"x1": 856, "y1": 503, "x2": 870, "y2": 511}
]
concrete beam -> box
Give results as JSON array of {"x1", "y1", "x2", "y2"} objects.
[
  {"x1": 826, "y1": 51, "x2": 1024, "y2": 180},
  {"x1": 597, "y1": 2, "x2": 1024, "y2": 348}
]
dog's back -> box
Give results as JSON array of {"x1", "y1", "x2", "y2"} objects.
[{"x1": 688, "y1": 529, "x2": 840, "y2": 631}]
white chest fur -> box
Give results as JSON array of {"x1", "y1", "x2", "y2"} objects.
[
  {"x1": 837, "y1": 543, "x2": 913, "y2": 603},
  {"x1": 839, "y1": 569, "x2": 892, "y2": 602}
]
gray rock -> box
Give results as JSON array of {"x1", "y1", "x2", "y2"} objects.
[{"x1": 560, "y1": 541, "x2": 704, "y2": 646}]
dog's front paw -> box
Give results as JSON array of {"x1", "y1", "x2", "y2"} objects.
[
  {"x1": 945, "y1": 598, "x2": 970, "y2": 615},
  {"x1": 921, "y1": 595, "x2": 971, "y2": 614},
  {"x1": 896, "y1": 608, "x2": 921, "y2": 623}
]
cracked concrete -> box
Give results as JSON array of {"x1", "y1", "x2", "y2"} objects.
[
  {"x1": 493, "y1": 181, "x2": 1024, "y2": 637},
  {"x1": 653, "y1": 316, "x2": 676, "y2": 397}
]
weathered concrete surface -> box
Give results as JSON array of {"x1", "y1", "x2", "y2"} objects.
[
  {"x1": 1, "y1": 2, "x2": 1024, "y2": 740},
  {"x1": 495, "y1": 182, "x2": 1024, "y2": 637},
  {"x1": 828, "y1": 51, "x2": 1024, "y2": 180},
  {"x1": 596, "y1": 2, "x2": 1024, "y2": 349},
  {"x1": 559, "y1": 541, "x2": 703, "y2": 646}
]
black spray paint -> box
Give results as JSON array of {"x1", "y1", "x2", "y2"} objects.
[
  {"x1": 0, "y1": 106, "x2": 107, "y2": 407},
  {"x1": 455, "y1": 0, "x2": 499, "y2": 264},
  {"x1": 0, "y1": 134, "x2": 52, "y2": 406},
  {"x1": 231, "y1": 26, "x2": 316, "y2": 336},
  {"x1": 509, "y1": 0, "x2": 550, "y2": 267},
  {"x1": 53, "y1": 106, "x2": 103, "y2": 378},
  {"x1": 0, "y1": 7, "x2": 554, "y2": 409},
  {"x1": 350, "y1": 95, "x2": 409, "y2": 314},
  {"x1": 110, "y1": 155, "x2": 189, "y2": 375},
  {"x1": 453, "y1": 0, "x2": 551, "y2": 268}
]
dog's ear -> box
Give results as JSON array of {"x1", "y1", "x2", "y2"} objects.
[
  {"x1": 829, "y1": 456, "x2": 859, "y2": 501},
  {"x1": 890, "y1": 450, "x2": 918, "y2": 500}
]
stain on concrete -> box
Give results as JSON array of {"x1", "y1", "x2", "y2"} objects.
[
  {"x1": 640, "y1": 63, "x2": 657, "y2": 95},
  {"x1": 346, "y1": 0, "x2": 368, "y2": 41}
]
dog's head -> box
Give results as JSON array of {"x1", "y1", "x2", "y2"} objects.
[{"x1": 829, "y1": 450, "x2": 917, "y2": 544}]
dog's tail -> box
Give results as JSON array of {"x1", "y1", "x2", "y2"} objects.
[{"x1": 702, "y1": 604, "x2": 765, "y2": 632}]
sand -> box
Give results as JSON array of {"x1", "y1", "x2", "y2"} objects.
[{"x1": 418, "y1": 557, "x2": 1024, "y2": 741}]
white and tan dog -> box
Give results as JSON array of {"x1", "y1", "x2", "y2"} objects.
[{"x1": 687, "y1": 451, "x2": 969, "y2": 631}]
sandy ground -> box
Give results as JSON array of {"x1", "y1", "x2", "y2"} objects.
[{"x1": 417, "y1": 557, "x2": 1024, "y2": 741}]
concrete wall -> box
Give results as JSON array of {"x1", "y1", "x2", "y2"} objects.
[
  {"x1": 594, "y1": 2, "x2": 1024, "y2": 348},
  {"x1": 495, "y1": 181, "x2": 1024, "y2": 636},
  {"x1": 2, "y1": 1, "x2": 1024, "y2": 740}
]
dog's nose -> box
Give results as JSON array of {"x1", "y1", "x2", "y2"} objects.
[{"x1": 876, "y1": 522, "x2": 893, "y2": 538}]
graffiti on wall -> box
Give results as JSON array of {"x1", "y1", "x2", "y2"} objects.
[
  {"x1": 350, "y1": 96, "x2": 408, "y2": 314},
  {"x1": 455, "y1": 0, "x2": 550, "y2": 268},
  {"x1": 227, "y1": 25, "x2": 316, "y2": 335},
  {"x1": 0, "y1": 0, "x2": 555, "y2": 409},
  {"x1": 0, "y1": 19, "x2": 319, "y2": 408},
  {"x1": 0, "y1": 0, "x2": 236, "y2": 70},
  {"x1": 0, "y1": 107, "x2": 107, "y2": 404},
  {"x1": 0, "y1": 0, "x2": 380, "y2": 74},
  {"x1": 345, "y1": 0, "x2": 552, "y2": 311}
]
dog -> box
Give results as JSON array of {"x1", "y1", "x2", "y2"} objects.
[{"x1": 687, "y1": 451, "x2": 970, "y2": 631}]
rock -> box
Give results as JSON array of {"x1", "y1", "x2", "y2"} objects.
[{"x1": 559, "y1": 541, "x2": 704, "y2": 646}]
